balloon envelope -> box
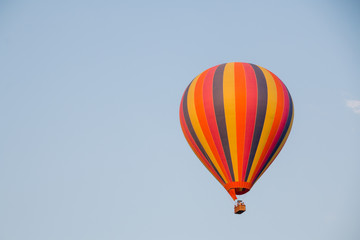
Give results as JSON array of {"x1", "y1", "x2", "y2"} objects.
[{"x1": 179, "y1": 62, "x2": 294, "y2": 200}]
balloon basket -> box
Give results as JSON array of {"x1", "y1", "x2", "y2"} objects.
[{"x1": 234, "y1": 201, "x2": 246, "y2": 214}]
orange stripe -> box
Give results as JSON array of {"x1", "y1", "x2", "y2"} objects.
[{"x1": 234, "y1": 62, "x2": 247, "y2": 182}]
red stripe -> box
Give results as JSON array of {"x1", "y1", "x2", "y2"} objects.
[
  {"x1": 242, "y1": 63, "x2": 257, "y2": 181},
  {"x1": 203, "y1": 65, "x2": 232, "y2": 182},
  {"x1": 234, "y1": 62, "x2": 247, "y2": 182}
]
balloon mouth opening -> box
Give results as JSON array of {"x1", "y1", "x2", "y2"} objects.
[
  {"x1": 224, "y1": 182, "x2": 252, "y2": 200},
  {"x1": 235, "y1": 188, "x2": 250, "y2": 195}
]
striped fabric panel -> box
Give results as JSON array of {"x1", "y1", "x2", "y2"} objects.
[{"x1": 179, "y1": 62, "x2": 294, "y2": 200}]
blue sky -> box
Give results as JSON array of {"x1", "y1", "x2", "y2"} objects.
[{"x1": 0, "y1": 0, "x2": 359, "y2": 239}]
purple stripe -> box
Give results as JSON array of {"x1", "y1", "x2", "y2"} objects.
[
  {"x1": 212, "y1": 64, "x2": 235, "y2": 181},
  {"x1": 245, "y1": 64, "x2": 268, "y2": 181}
]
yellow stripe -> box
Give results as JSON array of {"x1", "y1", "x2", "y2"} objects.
[
  {"x1": 187, "y1": 75, "x2": 228, "y2": 182},
  {"x1": 247, "y1": 67, "x2": 278, "y2": 181},
  {"x1": 255, "y1": 103, "x2": 294, "y2": 183},
  {"x1": 223, "y1": 63, "x2": 239, "y2": 181}
]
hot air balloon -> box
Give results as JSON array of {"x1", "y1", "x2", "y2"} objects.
[{"x1": 179, "y1": 62, "x2": 294, "y2": 214}]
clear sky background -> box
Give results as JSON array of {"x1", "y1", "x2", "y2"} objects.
[{"x1": 1, "y1": 0, "x2": 359, "y2": 239}]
